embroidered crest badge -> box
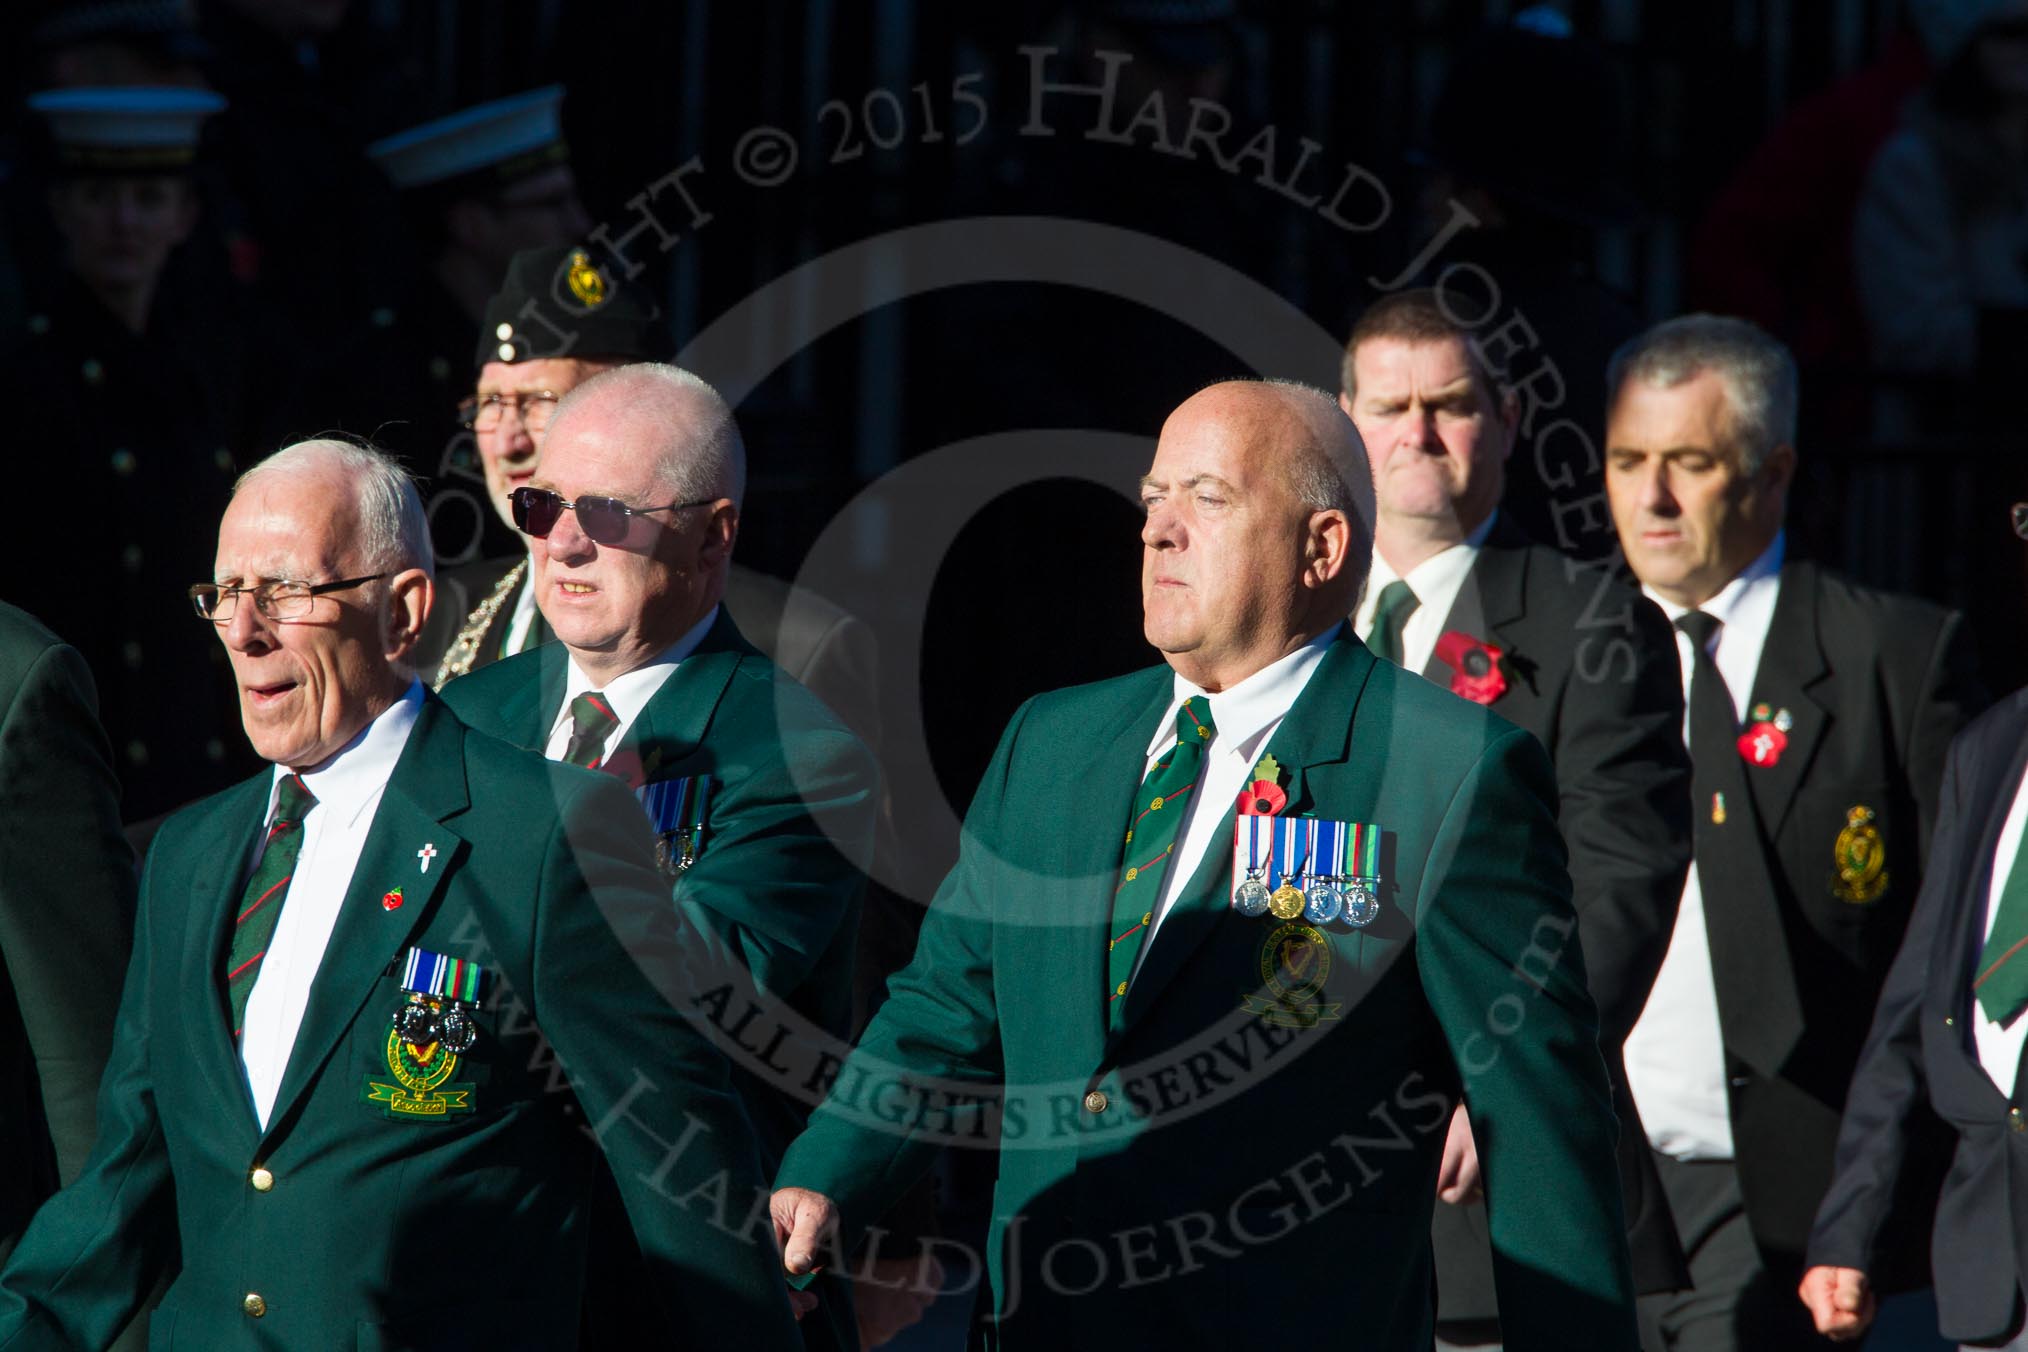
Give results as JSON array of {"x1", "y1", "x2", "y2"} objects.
[{"x1": 1831, "y1": 804, "x2": 1889, "y2": 904}]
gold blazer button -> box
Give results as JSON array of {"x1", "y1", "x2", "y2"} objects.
[{"x1": 1083, "y1": 1090, "x2": 1109, "y2": 1114}]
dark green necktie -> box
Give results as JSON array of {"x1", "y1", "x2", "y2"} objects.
[
  {"x1": 1107, "y1": 696, "x2": 1215, "y2": 1024},
  {"x1": 563, "y1": 692, "x2": 619, "y2": 769},
  {"x1": 1976, "y1": 829, "x2": 2028, "y2": 1026},
  {"x1": 1367, "y1": 578, "x2": 1419, "y2": 666},
  {"x1": 225, "y1": 773, "x2": 316, "y2": 1037}
]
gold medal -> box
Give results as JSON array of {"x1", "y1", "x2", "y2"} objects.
[{"x1": 1269, "y1": 884, "x2": 1306, "y2": 920}]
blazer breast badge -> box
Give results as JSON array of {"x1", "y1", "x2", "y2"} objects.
[
  {"x1": 1831, "y1": 804, "x2": 1889, "y2": 904},
  {"x1": 362, "y1": 948, "x2": 488, "y2": 1120}
]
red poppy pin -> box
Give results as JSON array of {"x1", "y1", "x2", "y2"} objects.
[
  {"x1": 1435, "y1": 631, "x2": 1507, "y2": 705},
  {"x1": 1738, "y1": 723, "x2": 1788, "y2": 767},
  {"x1": 597, "y1": 747, "x2": 648, "y2": 791},
  {"x1": 1738, "y1": 702, "x2": 1792, "y2": 767},
  {"x1": 1236, "y1": 753, "x2": 1287, "y2": 816},
  {"x1": 381, "y1": 887, "x2": 403, "y2": 911}
]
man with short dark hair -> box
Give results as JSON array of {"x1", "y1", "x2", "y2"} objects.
[
  {"x1": 1340, "y1": 288, "x2": 1693, "y2": 1348},
  {"x1": 0, "y1": 438, "x2": 801, "y2": 1350},
  {"x1": 1606, "y1": 315, "x2": 1984, "y2": 1351},
  {"x1": 772, "y1": 379, "x2": 1639, "y2": 1350}
]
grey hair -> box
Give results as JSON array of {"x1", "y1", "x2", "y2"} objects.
[
  {"x1": 550, "y1": 363, "x2": 746, "y2": 509},
  {"x1": 234, "y1": 438, "x2": 435, "y2": 579},
  {"x1": 1606, "y1": 315, "x2": 1799, "y2": 473},
  {"x1": 1255, "y1": 378, "x2": 1369, "y2": 516}
]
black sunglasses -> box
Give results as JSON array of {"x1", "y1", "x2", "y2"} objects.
[{"x1": 509, "y1": 487, "x2": 717, "y2": 544}]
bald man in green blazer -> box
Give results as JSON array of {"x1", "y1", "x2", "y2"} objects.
[
  {"x1": 772, "y1": 381, "x2": 1639, "y2": 1350},
  {"x1": 436, "y1": 363, "x2": 876, "y2": 1351}
]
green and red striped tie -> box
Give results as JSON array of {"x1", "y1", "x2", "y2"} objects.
[
  {"x1": 1976, "y1": 828, "x2": 2028, "y2": 1027},
  {"x1": 225, "y1": 773, "x2": 316, "y2": 1037},
  {"x1": 564, "y1": 692, "x2": 620, "y2": 769},
  {"x1": 1106, "y1": 696, "x2": 1214, "y2": 1025}
]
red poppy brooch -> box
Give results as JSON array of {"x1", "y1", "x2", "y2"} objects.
[
  {"x1": 1435, "y1": 631, "x2": 1507, "y2": 704},
  {"x1": 1236, "y1": 754, "x2": 1287, "y2": 816}
]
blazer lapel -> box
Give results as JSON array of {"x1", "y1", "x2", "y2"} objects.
[
  {"x1": 614, "y1": 612, "x2": 753, "y2": 774},
  {"x1": 260, "y1": 700, "x2": 470, "y2": 1140},
  {"x1": 1741, "y1": 562, "x2": 1831, "y2": 841},
  {"x1": 1949, "y1": 725, "x2": 2028, "y2": 1016},
  {"x1": 183, "y1": 774, "x2": 277, "y2": 1137},
  {"x1": 1419, "y1": 520, "x2": 1526, "y2": 687},
  {"x1": 1112, "y1": 635, "x2": 1377, "y2": 1042}
]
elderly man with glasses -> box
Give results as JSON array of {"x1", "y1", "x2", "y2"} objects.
[
  {"x1": 438, "y1": 364, "x2": 878, "y2": 1351},
  {"x1": 0, "y1": 437, "x2": 802, "y2": 1350}
]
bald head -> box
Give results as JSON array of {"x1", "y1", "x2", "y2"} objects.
[
  {"x1": 527, "y1": 364, "x2": 745, "y2": 685},
  {"x1": 547, "y1": 363, "x2": 747, "y2": 510},
  {"x1": 1140, "y1": 380, "x2": 1370, "y2": 691}
]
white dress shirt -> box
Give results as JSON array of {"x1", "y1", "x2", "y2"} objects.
[
  {"x1": 1355, "y1": 511, "x2": 1499, "y2": 673},
  {"x1": 1977, "y1": 762, "x2": 2028, "y2": 1097},
  {"x1": 1129, "y1": 624, "x2": 1341, "y2": 982},
  {"x1": 542, "y1": 606, "x2": 719, "y2": 760},
  {"x1": 239, "y1": 681, "x2": 424, "y2": 1128},
  {"x1": 1624, "y1": 532, "x2": 1786, "y2": 1160},
  {"x1": 502, "y1": 552, "x2": 543, "y2": 655}
]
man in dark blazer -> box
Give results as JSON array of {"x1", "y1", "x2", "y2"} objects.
[
  {"x1": 0, "y1": 440, "x2": 801, "y2": 1350},
  {"x1": 772, "y1": 380, "x2": 1639, "y2": 1350},
  {"x1": 0, "y1": 603, "x2": 135, "y2": 1254},
  {"x1": 1339, "y1": 289, "x2": 1694, "y2": 1346},
  {"x1": 415, "y1": 244, "x2": 881, "y2": 748},
  {"x1": 437, "y1": 364, "x2": 876, "y2": 1350},
  {"x1": 1801, "y1": 621, "x2": 2028, "y2": 1348},
  {"x1": 1605, "y1": 315, "x2": 1984, "y2": 1350}
]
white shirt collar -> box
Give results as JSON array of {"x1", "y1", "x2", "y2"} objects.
[
  {"x1": 1642, "y1": 532, "x2": 1786, "y2": 632},
  {"x1": 269, "y1": 680, "x2": 424, "y2": 832},
  {"x1": 552, "y1": 604, "x2": 720, "y2": 740},
  {"x1": 1147, "y1": 622, "x2": 1344, "y2": 765},
  {"x1": 1359, "y1": 509, "x2": 1499, "y2": 632}
]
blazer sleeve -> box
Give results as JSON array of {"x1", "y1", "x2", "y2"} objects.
[
  {"x1": 0, "y1": 844, "x2": 177, "y2": 1352},
  {"x1": 1417, "y1": 725, "x2": 1639, "y2": 1352},
  {"x1": 774, "y1": 702, "x2": 1025, "y2": 1240},
  {"x1": 1807, "y1": 732, "x2": 1969, "y2": 1273},
  {"x1": 0, "y1": 643, "x2": 136, "y2": 1192},
  {"x1": 522, "y1": 771, "x2": 802, "y2": 1349},
  {"x1": 1552, "y1": 592, "x2": 1692, "y2": 1043}
]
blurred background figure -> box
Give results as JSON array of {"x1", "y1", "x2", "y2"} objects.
[
  {"x1": 0, "y1": 82, "x2": 261, "y2": 819},
  {"x1": 302, "y1": 84, "x2": 593, "y2": 564}
]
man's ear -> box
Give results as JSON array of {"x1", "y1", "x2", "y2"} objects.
[
  {"x1": 697, "y1": 501, "x2": 739, "y2": 571},
  {"x1": 1304, "y1": 509, "x2": 1354, "y2": 589},
  {"x1": 384, "y1": 568, "x2": 434, "y2": 662}
]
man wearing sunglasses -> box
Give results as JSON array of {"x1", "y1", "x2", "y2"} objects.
[
  {"x1": 438, "y1": 364, "x2": 877, "y2": 1351},
  {"x1": 0, "y1": 437, "x2": 802, "y2": 1349},
  {"x1": 1803, "y1": 505, "x2": 2028, "y2": 1348},
  {"x1": 415, "y1": 244, "x2": 882, "y2": 756}
]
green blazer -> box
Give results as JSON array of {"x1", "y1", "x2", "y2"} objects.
[
  {"x1": 0, "y1": 696, "x2": 801, "y2": 1352},
  {"x1": 440, "y1": 611, "x2": 876, "y2": 1348},
  {"x1": 439, "y1": 610, "x2": 877, "y2": 1154},
  {"x1": 0, "y1": 605, "x2": 135, "y2": 1247},
  {"x1": 777, "y1": 632, "x2": 1639, "y2": 1351}
]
